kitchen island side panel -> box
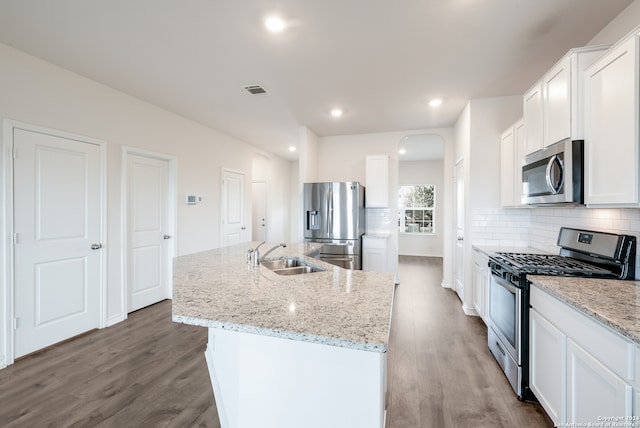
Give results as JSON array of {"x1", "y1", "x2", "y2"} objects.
[{"x1": 205, "y1": 328, "x2": 386, "y2": 428}]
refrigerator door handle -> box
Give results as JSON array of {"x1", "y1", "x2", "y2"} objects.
[{"x1": 328, "y1": 186, "x2": 333, "y2": 238}]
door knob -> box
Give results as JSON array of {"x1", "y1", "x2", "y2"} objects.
[
  {"x1": 457, "y1": 236, "x2": 464, "y2": 242},
  {"x1": 163, "y1": 235, "x2": 171, "y2": 240},
  {"x1": 91, "y1": 243, "x2": 102, "y2": 250},
  {"x1": 241, "y1": 227, "x2": 246, "y2": 230}
]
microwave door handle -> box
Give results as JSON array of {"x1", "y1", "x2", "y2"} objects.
[{"x1": 545, "y1": 155, "x2": 565, "y2": 195}]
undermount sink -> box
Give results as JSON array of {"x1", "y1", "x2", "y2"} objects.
[{"x1": 261, "y1": 257, "x2": 325, "y2": 275}]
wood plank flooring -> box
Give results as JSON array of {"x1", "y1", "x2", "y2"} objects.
[
  {"x1": 387, "y1": 256, "x2": 552, "y2": 428},
  {"x1": 0, "y1": 256, "x2": 552, "y2": 427}
]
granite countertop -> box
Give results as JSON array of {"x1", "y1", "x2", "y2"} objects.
[
  {"x1": 529, "y1": 275, "x2": 640, "y2": 346},
  {"x1": 172, "y1": 242, "x2": 395, "y2": 353}
]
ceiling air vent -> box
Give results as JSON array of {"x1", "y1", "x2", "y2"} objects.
[{"x1": 243, "y1": 84, "x2": 269, "y2": 96}]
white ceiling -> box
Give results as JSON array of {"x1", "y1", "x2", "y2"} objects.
[{"x1": 0, "y1": 0, "x2": 633, "y2": 160}]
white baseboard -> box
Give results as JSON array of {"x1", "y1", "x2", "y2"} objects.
[
  {"x1": 462, "y1": 304, "x2": 478, "y2": 316},
  {"x1": 398, "y1": 252, "x2": 443, "y2": 257},
  {"x1": 0, "y1": 355, "x2": 6, "y2": 370},
  {"x1": 106, "y1": 313, "x2": 126, "y2": 327}
]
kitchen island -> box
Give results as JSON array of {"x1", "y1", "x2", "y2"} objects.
[{"x1": 172, "y1": 242, "x2": 395, "y2": 428}]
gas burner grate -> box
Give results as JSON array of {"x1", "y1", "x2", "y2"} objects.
[{"x1": 494, "y1": 252, "x2": 613, "y2": 276}]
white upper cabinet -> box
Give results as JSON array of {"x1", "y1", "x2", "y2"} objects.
[
  {"x1": 524, "y1": 46, "x2": 608, "y2": 156},
  {"x1": 523, "y1": 81, "x2": 544, "y2": 155},
  {"x1": 584, "y1": 34, "x2": 640, "y2": 206},
  {"x1": 514, "y1": 119, "x2": 525, "y2": 205},
  {"x1": 365, "y1": 155, "x2": 389, "y2": 208},
  {"x1": 544, "y1": 56, "x2": 571, "y2": 146},
  {"x1": 500, "y1": 127, "x2": 515, "y2": 207},
  {"x1": 501, "y1": 118, "x2": 524, "y2": 207}
]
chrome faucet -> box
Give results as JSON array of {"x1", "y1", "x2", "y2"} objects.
[
  {"x1": 261, "y1": 242, "x2": 287, "y2": 261},
  {"x1": 252, "y1": 241, "x2": 266, "y2": 267}
]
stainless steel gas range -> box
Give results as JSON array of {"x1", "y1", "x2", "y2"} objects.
[{"x1": 487, "y1": 227, "x2": 636, "y2": 401}]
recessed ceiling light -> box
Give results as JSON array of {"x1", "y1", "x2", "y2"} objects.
[
  {"x1": 330, "y1": 108, "x2": 343, "y2": 118},
  {"x1": 399, "y1": 148, "x2": 407, "y2": 155},
  {"x1": 265, "y1": 15, "x2": 286, "y2": 33},
  {"x1": 429, "y1": 98, "x2": 443, "y2": 107},
  {"x1": 288, "y1": 146, "x2": 296, "y2": 152}
]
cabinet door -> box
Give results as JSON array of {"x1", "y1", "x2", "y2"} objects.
[
  {"x1": 362, "y1": 238, "x2": 388, "y2": 272},
  {"x1": 585, "y1": 36, "x2": 639, "y2": 206},
  {"x1": 513, "y1": 119, "x2": 525, "y2": 206},
  {"x1": 524, "y1": 82, "x2": 544, "y2": 155},
  {"x1": 544, "y1": 57, "x2": 571, "y2": 147},
  {"x1": 365, "y1": 155, "x2": 389, "y2": 208},
  {"x1": 500, "y1": 127, "x2": 515, "y2": 207},
  {"x1": 567, "y1": 339, "x2": 633, "y2": 424},
  {"x1": 472, "y1": 263, "x2": 485, "y2": 318},
  {"x1": 530, "y1": 309, "x2": 566, "y2": 425}
]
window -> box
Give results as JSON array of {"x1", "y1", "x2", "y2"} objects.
[{"x1": 398, "y1": 184, "x2": 435, "y2": 234}]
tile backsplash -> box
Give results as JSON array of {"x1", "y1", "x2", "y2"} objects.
[
  {"x1": 470, "y1": 208, "x2": 530, "y2": 247},
  {"x1": 366, "y1": 208, "x2": 393, "y2": 234},
  {"x1": 472, "y1": 207, "x2": 640, "y2": 278}
]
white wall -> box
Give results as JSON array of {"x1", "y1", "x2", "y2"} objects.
[
  {"x1": 452, "y1": 96, "x2": 522, "y2": 314},
  {"x1": 399, "y1": 160, "x2": 444, "y2": 257},
  {"x1": 252, "y1": 153, "x2": 292, "y2": 243},
  {"x1": 290, "y1": 161, "x2": 301, "y2": 242},
  {"x1": 588, "y1": 0, "x2": 640, "y2": 46},
  {"x1": 0, "y1": 42, "x2": 292, "y2": 365}
]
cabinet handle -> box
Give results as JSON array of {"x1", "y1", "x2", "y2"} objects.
[{"x1": 91, "y1": 243, "x2": 102, "y2": 250}]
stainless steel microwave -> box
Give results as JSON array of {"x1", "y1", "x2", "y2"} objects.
[{"x1": 521, "y1": 139, "x2": 584, "y2": 205}]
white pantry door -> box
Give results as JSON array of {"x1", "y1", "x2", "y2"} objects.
[
  {"x1": 252, "y1": 181, "x2": 267, "y2": 242},
  {"x1": 222, "y1": 170, "x2": 246, "y2": 246},
  {"x1": 13, "y1": 128, "x2": 102, "y2": 358},
  {"x1": 128, "y1": 154, "x2": 171, "y2": 312}
]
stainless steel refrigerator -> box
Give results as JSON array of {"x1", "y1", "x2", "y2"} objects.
[{"x1": 303, "y1": 182, "x2": 365, "y2": 270}]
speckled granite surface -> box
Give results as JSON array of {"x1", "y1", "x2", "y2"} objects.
[
  {"x1": 529, "y1": 276, "x2": 640, "y2": 345},
  {"x1": 172, "y1": 242, "x2": 395, "y2": 353}
]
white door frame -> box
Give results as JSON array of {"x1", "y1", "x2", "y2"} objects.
[
  {"x1": 1, "y1": 119, "x2": 108, "y2": 368},
  {"x1": 121, "y1": 146, "x2": 177, "y2": 317}
]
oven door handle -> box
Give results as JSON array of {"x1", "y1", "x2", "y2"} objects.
[{"x1": 491, "y1": 274, "x2": 519, "y2": 294}]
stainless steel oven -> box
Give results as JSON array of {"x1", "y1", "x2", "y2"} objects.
[
  {"x1": 488, "y1": 267, "x2": 525, "y2": 398},
  {"x1": 486, "y1": 227, "x2": 637, "y2": 402},
  {"x1": 522, "y1": 138, "x2": 583, "y2": 205}
]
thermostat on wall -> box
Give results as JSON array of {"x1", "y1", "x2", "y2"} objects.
[{"x1": 186, "y1": 195, "x2": 202, "y2": 205}]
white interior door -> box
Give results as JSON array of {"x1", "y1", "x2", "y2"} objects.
[
  {"x1": 222, "y1": 170, "x2": 246, "y2": 246},
  {"x1": 128, "y1": 154, "x2": 171, "y2": 312},
  {"x1": 454, "y1": 159, "x2": 465, "y2": 299},
  {"x1": 13, "y1": 128, "x2": 102, "y2": 358},
  {"x1": 252, "y1": 181, "x2": 267, "y2": 242}
]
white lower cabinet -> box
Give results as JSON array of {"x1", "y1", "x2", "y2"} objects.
[
  {"x1": 362, "y1": 235, "x2": 389, "y2": 272},
  {"x1": 472, "y1": 249, "x2": 489, "y2": 322},
  {"x1": 530, "y1": 285, "x2": 636, "y2": 425},
  {"x1": 566, "y1": 339, "x2": 633, "y2": 424},
  {"x1": 530, "y1": 309, "x2": 565, "y2": 425}
]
